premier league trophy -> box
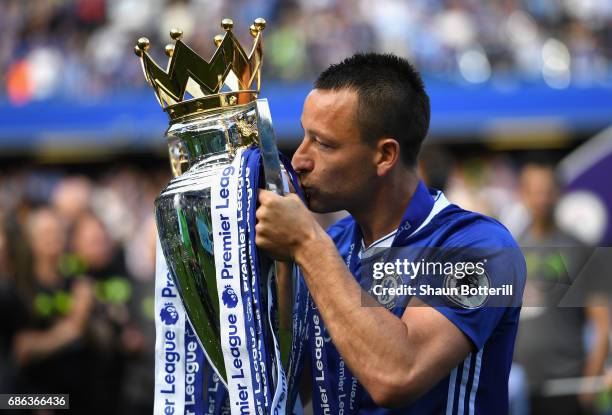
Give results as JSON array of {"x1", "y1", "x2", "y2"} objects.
[{"x1": 135, "y1": 18, "x2": 307, "y2": 414}]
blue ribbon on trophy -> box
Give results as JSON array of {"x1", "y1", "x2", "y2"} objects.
[
  {"x1": 136, "y1": 17, "x2": 308, "y2": 415},
  {"x1": 185, "y1": 323, "x2": 206, "y2": 415},
  {"x1": 305, "y1": 242, "x2": 362, "y2": 415}
]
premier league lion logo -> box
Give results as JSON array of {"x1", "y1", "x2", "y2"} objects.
[
  {"x1": 160, "y1": 302, "x2": 179, "y2": 325},
  {"x1": 222, "y1": 285, "x2": 238, "y2": 308}
]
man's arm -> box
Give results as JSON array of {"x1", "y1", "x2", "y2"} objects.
[{"x1": 256, "y1": 191, "x2": 473, "y2": 408}]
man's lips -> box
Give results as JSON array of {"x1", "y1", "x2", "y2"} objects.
[
  {"x1": 297, "y1": 177, "x2": 308, "y2": 192},
  {"x1": 299, "y1": 183, "x2": 313, "y2": 202},
  {"x1": 296, "y1": 176, "x2": 315, "y2": 202}
]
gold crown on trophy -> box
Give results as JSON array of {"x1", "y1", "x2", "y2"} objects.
[{"x1": 134, "y1": 18, "x2": 265, "y2": 120}]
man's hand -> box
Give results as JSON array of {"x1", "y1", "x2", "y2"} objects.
[{"x1": 255, "y1": 189, "x2": 324, "y2": 261}]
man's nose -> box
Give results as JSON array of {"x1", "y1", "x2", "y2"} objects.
[{"x1": 291, "y1": 140, "x2": 314, "y2": 174}]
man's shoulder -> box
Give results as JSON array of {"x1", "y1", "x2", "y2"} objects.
[
  {"x1": 428, "y1": 204, "x2": 526, "y2": 297},
  {"x1": 322, "y1": 198, "x2": 521, "y2": 249},
  {"x1": 430, "y1": 203, "x2": 519, "y2": 249}
]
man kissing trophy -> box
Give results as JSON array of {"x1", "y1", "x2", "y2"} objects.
[{"x1": 134, "y1": 18, "x2": 308, "y2": 415}]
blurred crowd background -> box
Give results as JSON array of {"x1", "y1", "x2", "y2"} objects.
[
  {"x1": 1, "y1": 0, "x2": 612, "y2": 103},
  {"x1": 0, "y1": 166, "x2": 165, "y2": 413},
  {"x1": 0, "y1": 0, "x2": 611, "y2": 414}
]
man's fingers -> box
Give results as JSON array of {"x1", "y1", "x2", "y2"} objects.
[
  {"x1": 255, "y1": 187, "x2": 308, "y2": 262},
  {"x1": 259, "y1": 188, "x2": 304, "y2": 209},
  {"x1": 255, "y1": 233, "x2": 278, "y2": 258},
  {"x1": 255, "y1": 205, "x2": 265, "y2": 221},
  {"x1": 259, "y1": 188, "x2": 294, "y2": 207},
  {"x1": 258, "y1": 188, "x2": 276, "y2": 203},
  {"x1": 255, "y1": 233, "x2": 264, "y2": 248}
]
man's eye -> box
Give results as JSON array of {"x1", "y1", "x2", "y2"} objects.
[{"x1": 314, "y1": 138, "x2": 331, "y2": 148}]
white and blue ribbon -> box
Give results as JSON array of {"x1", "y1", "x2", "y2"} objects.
[
  {"x1": 154, "y1": 235, "x2": 187, "y2": 415},
  {"x1": 306, "y1": 277, "x2": 361, "y2": 415},
  {"x1": 211, "y1": 147, "x2": 259, "y2": 414},
  {"x1": 203, "y1": 360, "x2": 230, "y2": 414},
  {"x1": 243, "y1": 148, "x2": 287, "y2": 414},
  {"x1": 155, "y1": 147, "x2": 308, "y2": 415},
  {"x1": 184, "y1": 323, "x2": 205, "y2": 415}
]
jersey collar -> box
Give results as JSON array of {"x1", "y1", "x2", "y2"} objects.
[
  {"x1": 347, "y1": 180, "x2": 436, "y2": 274},
  {"x1": 392, "y1": 180, "x2": 436, "y2": 246},
  {"x1": 352, "y1": 180, "x2": 436, "y2": 251}
]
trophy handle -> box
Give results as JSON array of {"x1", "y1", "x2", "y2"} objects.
[
  {"x1": 255, "y1": 98, "x2": 285, "y2": 196},
  {"x1": 256, "y1": 98, "x2": 298, "y2": 378}
]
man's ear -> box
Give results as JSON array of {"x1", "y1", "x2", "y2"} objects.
[{"x1": 374, "y1": 138, "x2": 401, "y2": 176}]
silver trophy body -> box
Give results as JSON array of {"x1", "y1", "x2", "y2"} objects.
[
  {"x1": 136, "y1": 20, "x2": 305, "y2": 411},
  {"x1": 156, "y1": 100, "x2": 280, "y2": 382}
]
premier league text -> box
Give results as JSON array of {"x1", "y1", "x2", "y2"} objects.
[
  {"x1": 184, "y1": 339, "x2": 198, "y2": 410},
  {"x1": 312, "y1": 313, "x2": 330, "y2": 414},
  {"x1": 160, "y1": 272, "x2": 180, "y2": 414},
  {"x1": 215, "y1": 165, "x2": 251, "y2": 414},
  {"x1": 216, "y1": 166, "x2": 236, "y2": 281}
]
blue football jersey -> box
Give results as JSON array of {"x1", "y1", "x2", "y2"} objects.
[{"x1": 317, "y1": 182, "x2": 526, "y2": 415}]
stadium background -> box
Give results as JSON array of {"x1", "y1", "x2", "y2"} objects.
[{"x1": 0, "y1": 0, "x2": 611, "y2": 414}]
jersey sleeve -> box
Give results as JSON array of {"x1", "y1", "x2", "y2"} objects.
[{"x1": 413, "y1": 219, "x2": 526, "y2": 350}]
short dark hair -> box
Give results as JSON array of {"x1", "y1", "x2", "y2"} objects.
[{"x1": 314, "y1": 53, "x2": 430, "y2": 167}]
